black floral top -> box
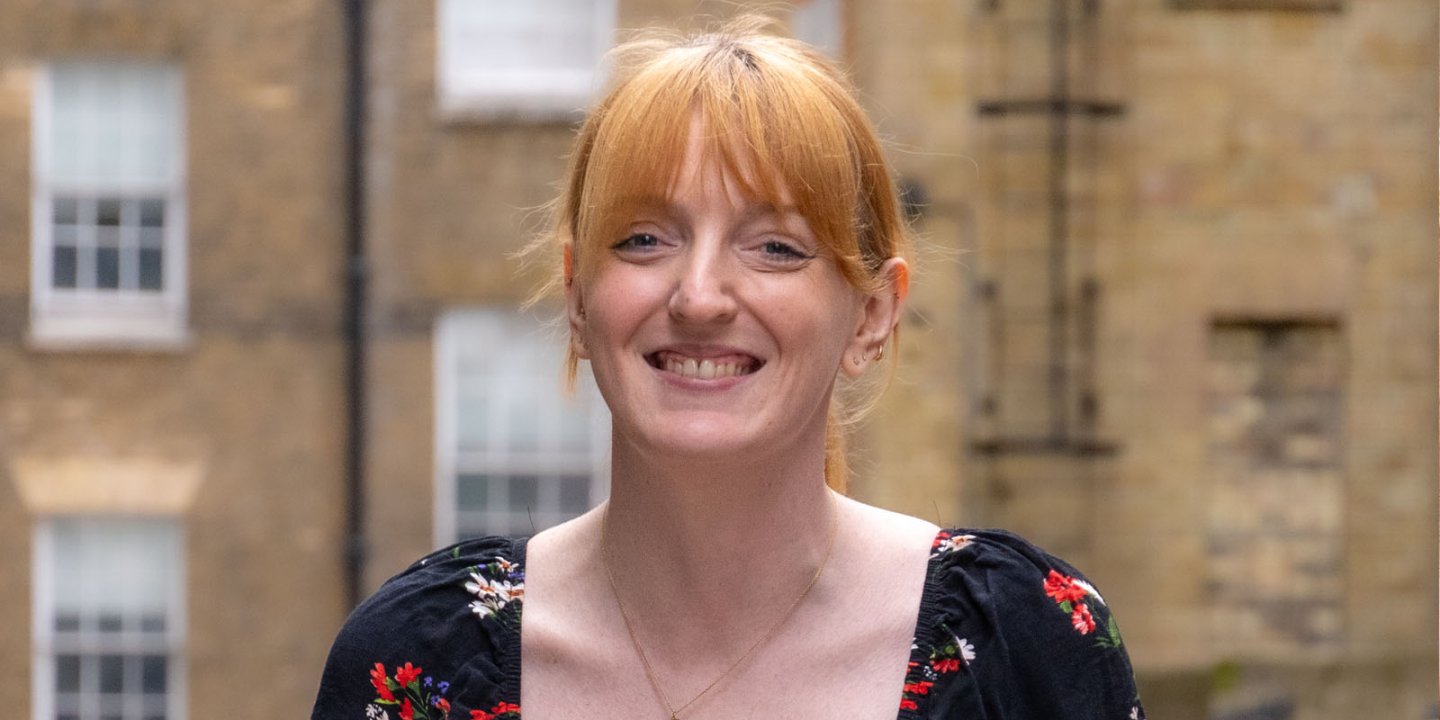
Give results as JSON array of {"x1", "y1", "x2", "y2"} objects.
[{"x1": 311, "y1": 529, "x2": 1145, "y2": 720}]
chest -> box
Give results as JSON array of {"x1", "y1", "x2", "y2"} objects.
[
  {"x1": 521, "y1": 615, "x2": 919, "y2": 720},
  {"x1": 519, "y1": 566, "x2": 927, "y2": 720}
]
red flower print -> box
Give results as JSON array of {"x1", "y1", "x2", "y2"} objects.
[
  {"x1": 1044, "y1": 570, "x2": 1089, "y2": 604},
  {"x1": 436, "y1": 698, "x2": 451, "y2": 714},
  {"x1": 394, "y1": 662, "x2": 422, "y2": 688},
  {"x1": 471, "y1": 703, "x2": 521, "y2": 720},
  {"x1": 1071, "y1": 603, "x2": 1096, "y2": 635},
  {"x1": 903, "y1": 680, "x2": 934, "y2": 696},
  {"x1": 931, "y1": 658, "x2": 961, "y2": 674},
  {"x1": 399, "y1": 698, "x2": 414, "y2": 720},
  {"x1": 370, "y1": 663, "x2": 395, "y2": 702},
  {"x1": 931, "y1": 531, "x2": 952, "y2": 550},
  {"x1": 899, "y1": 697, "x2": 919, "y2": 711}
]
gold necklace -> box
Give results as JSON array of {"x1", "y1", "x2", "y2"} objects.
[{"x1": 599, "y1": 491, "x2": 841, "y2": 720}]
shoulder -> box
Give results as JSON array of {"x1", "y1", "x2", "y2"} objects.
[
  {"x1": 310, "y1": 536, "x2": 528, "y2": 720},
  {"x1": 903, "y1": 529, "x2": 1146, "y2": 720}
]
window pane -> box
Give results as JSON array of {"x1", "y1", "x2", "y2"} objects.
[
  {"x1": 139, "y1": 199, "x2": 164, "y2": 228},
  {"x1": 141, "y1": 655, "x2": 166, "y2": 693},
  {"x1": 508, "y1": 475, "x2": 539, "y2": 510},
  {"x1": 99, "y1": 655, "x2": 124, "y2": 693},
  {"x1": 139, "y1": 614, "x2": 165, "y2": 633},
  {"x1": 55, "y1": 612, "x2": 80, "y2": 632},
  {"x1": 457, "y1": 474, "x2": 492, "y2": 511},
  {"x1": 47, "y1": 63, "x2": 180, "y2": 184},
  {"x1": 96, "y1": 247, "x2": 120, "y2": 289},
  {"x1": 53, "y1": 245, "x2": 78, "y2": 288},
  {"x1": 559, "y1": 475, "x2": 591, "y2": 513},
  {"x1": 55, "y1": 655, "x2": 81, "y2": 693},
  {"x1": 51, "y1": 518, "x2": 180, "y2": 623},
  {"x1": 54, "y1": 196, "x2": 80, "y2": 225},
  {"x1": 98, "y1": 613, "x2": 123, "y2": 633},
  {"x1": 139, "y1": 248, "x2": 163, "y2": 291},
  {"x1": 96, "y1": 199, "x2": 121, "y2": 227}
]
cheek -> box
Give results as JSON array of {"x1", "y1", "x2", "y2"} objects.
[{"x1": 582, "y1": 267, "x2": 662, "y2": 346}]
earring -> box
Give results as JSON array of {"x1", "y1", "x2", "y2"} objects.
[{"x1": 874, "y1": 344, "x2": 885, "y2": 361}]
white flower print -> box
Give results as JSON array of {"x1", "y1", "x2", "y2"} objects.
[
  {"x1": 956, "y1": 636, "x2": 976, "y2": 665},
  {"x1": 1074, "y1": 577, "x2": 1106, "y2": 606},
  {"x1": 365, "y1": 703, "x2": 385, "y2": 720},
  {"x1": 465, "y1": 569, "x2": 524, "y2": 621},
  {"x1": 933, "y1": 533, "x2": 976, "y2": 555}
]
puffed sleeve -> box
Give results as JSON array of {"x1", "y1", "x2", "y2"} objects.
[
  {"x1": 898, "y1": 530, "x2": 1145, "y2": 720},
  {"x1": 310, "y1": 537, "x2": 526, "y2": 720}
]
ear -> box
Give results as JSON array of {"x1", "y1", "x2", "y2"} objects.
[
  {"x1": 840, "y1": 257, "x2": 909, "y2": 379},
  {"x1": 563, "y1": 243, "x2": 589, "y2": 359}
]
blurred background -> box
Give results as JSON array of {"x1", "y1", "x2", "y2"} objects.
[{"x1": 0, "y1": 0, "x2": 1435, "y2": 718}]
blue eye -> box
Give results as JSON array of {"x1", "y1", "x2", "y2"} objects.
[{"x1": 613, "y1": 233, "x2": 661, "y2": 250}]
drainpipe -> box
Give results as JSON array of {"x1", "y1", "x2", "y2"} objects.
[{"x1": 341, "y1": 0, "x2": 369, "y2": 610}]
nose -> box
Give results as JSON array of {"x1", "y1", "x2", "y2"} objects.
[{"x1": 667, "y1": 242, "x2": 738, "y2": 325}]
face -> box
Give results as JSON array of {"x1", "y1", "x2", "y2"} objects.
[{"x1": 566, "y1": 123, "x2": 900, "y2": 468}]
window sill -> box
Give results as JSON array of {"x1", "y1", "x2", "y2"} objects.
[
  {"x1": 433, "y1": 94, "x2": 590, "y2": 127},
  {"x1": 28, "y1": 313, "x2": 191, "y2": 353}
]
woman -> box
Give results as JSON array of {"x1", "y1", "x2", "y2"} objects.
[{"x1": 313, "y1": 18, "x2": 1144, "y2": 720}]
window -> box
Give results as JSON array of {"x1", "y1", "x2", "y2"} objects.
[
  {"x1": 32, "y1": 517, "x2": 185, "y2": 720},
  {"x1": 435, "y1": 0, "x2": 615, "y2": 120},
  {"x1": 435, "y1": 310, "x2": 610, "y2": 544},
  {"x1": 1207, "y1": 321, "x2": 1344, "y2": 654},
  {"x1": 31, "y1": 61, "x2": 186, "y2": 348}
]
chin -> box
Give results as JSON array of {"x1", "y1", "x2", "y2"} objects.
[{"x1": 626, "y1": 416, "x2": 779, "y2": 463}]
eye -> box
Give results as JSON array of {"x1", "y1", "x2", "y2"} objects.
[
  {"x1": 759, "y1": 239, "x2": 812, "y2": 263},
  {"x1": 612, "y1": 232, "x2": 661, "y2": 251}
]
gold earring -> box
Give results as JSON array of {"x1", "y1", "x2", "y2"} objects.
[{"x1": 874, "y1": 344, "x2": 885, "y2": 361}]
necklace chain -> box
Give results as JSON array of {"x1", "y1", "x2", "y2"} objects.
[{"x1": 599, "y1": 491, "x2": 841, "y2": 720}]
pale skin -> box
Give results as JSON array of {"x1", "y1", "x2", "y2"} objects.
[{"x1": 521, "y1": 124, "x2": 941, "y2": 719}]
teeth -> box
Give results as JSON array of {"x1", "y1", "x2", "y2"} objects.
[{"x1": 660, "y1": 355, "x2": 751, "y2": 379}]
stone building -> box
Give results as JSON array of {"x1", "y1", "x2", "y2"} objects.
[
  {"x1": 0, "y1": 1, "x2": 352, "y2": 718},
  {"x1": 0, "y1": 1, "x2": 1433, "y2": 719}
]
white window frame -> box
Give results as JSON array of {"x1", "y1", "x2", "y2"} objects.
[
  {"x1": 32, "y1": 516, "x2": 187, "y2": 720},
  {"x1": 434, "y1": 308, "x2": 610, "y2": 546},
  {"x1": 435, "y1": 0, "x2": 616, "y2": 121},
  {"x1": 30, "y1": 60, "x2": 189, "y2": 350}
]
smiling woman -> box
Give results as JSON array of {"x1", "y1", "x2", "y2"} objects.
[{"x1": 313, "y1": 16, "x2": 1144, "y2": 720}]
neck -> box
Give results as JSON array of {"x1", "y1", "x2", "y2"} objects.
[{"x1": 600, "y1": 437, "x2": 840, "y2": 647}]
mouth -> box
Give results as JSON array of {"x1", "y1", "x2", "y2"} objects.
[{"x1": 646, "y1": 350, "x2": 763, "y2": 380}]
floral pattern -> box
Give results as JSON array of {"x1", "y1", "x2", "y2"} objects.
[
  {"x1": 464, "y1": 554, "x2": 525, "y2": 629},
  {"x1": 1044, "y1": 570, "x2": 1123, "y2": 649},
  {"x1": 469, "y1": 703, "x2": 521, "y2": 720},
  {"x1": 332, "y1": 532, "x2": 1142, "y2": 720},
  {"x1": 930, "y1": 530, "x2": 975, "y2": 556},
  {"x1": 365, "y1": 663, "x2": 453, "y2": 720}
]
